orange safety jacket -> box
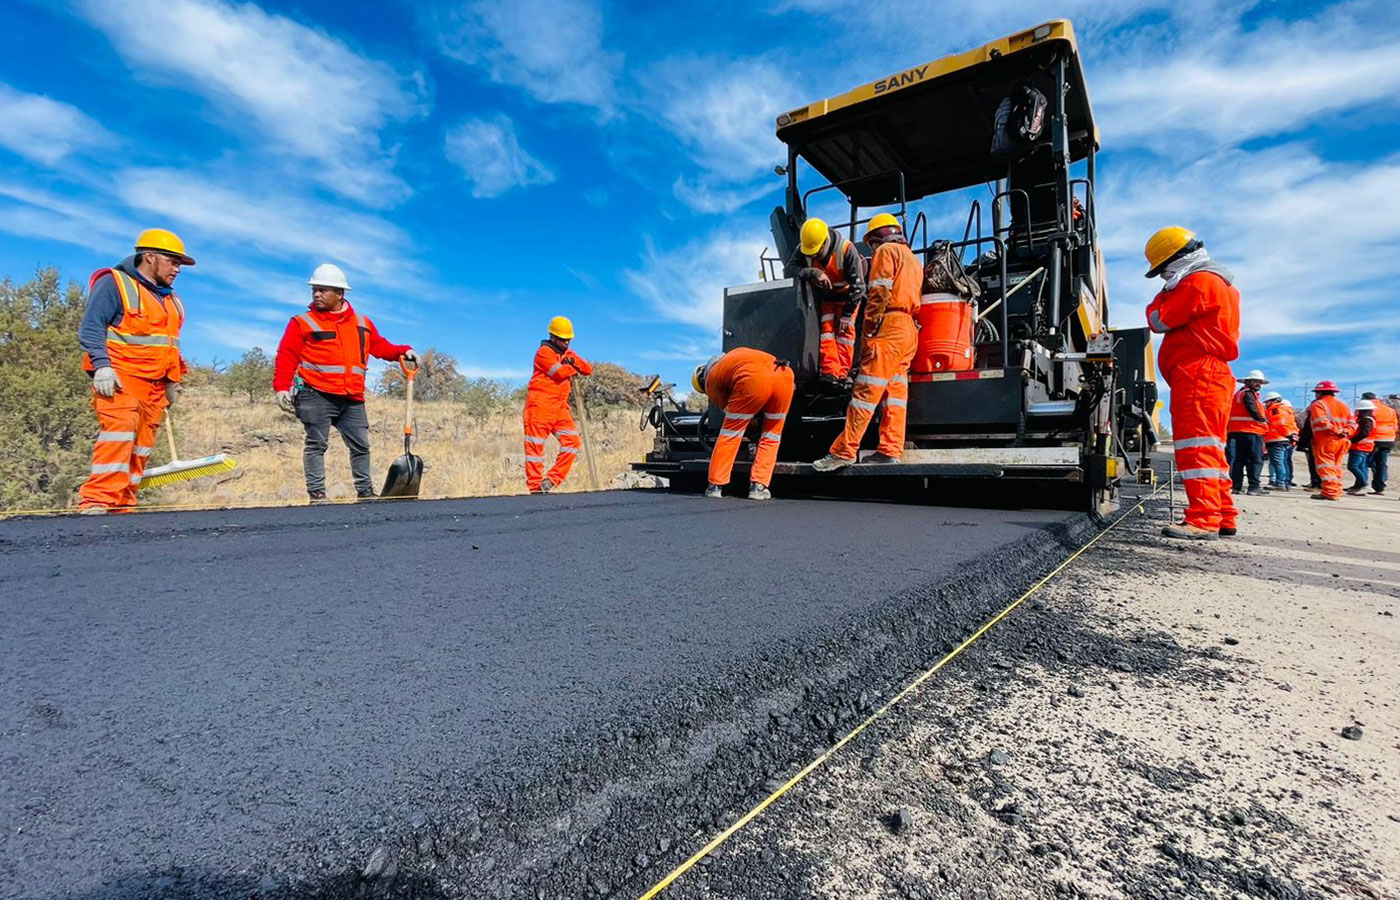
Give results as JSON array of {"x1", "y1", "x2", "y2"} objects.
[
  {"x1": 866, "y1": 238, "x2": 922, "y2": 321},
  {"x1": 526, "y1": 340, "x2": 593, "y2": 409},
  {"x1": 273, "y1": 303, "x2": 408, "y2": 399},
  {"x1": 1307, "y1": 395, "x2": 1352, "y2": 436},
  {"x1": 1228, "y1": 387, "x2": 1268, "y2": 435},
  {"x1": 1350, "y1": 413, "x2": 1375, "y2": 452},
  {"x1": 1371, "y1": 402, "x2": 1398, "y2": 442},
  {"x1": 1145, "y1": 270, "x2": 1240, "y2": 381},
  {"x1": 815, "y1": 240, "x2": 856, "y2": 293},
  {"x1": 82, "y1": 268, "x2": 185, "y2": 382},
  {"x1": 1264, "y1": 403, "x2": 1297, "y2": 443}
]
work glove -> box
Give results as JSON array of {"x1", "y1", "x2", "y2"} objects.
[
  {"x1": 165, "y1": 382, "x2": 180, "y2": 405},
  {"x1": 91, "y1": 366, "x2": 121, "y2": 398},
  {"x1": 400, "y1": 349, "x2": 418, "y2": 369},
  {"x1": 275, "y1": 390, "x2": 295, "y2": 414},
  {"x1": 810, "y1": 271, "x2": 832, "y2": 290}
]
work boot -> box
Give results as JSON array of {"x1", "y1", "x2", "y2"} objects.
[
  {"x1": 1345, "y1": 485, "x2": 1367, "y2": 495},
  {"x1": 865, "y1": 452, "x2": 901, "y2": 464},
  {"x1": 356, "y1": 490, "x2": 377, "y2": 502},
  {"x1": 1247, "y1": 486, "x2": 1266, "y2": 496},
  {"x1": 308, "y1": 491, "x2": 330, "y2": 505},
  {"x1": 747, "y1": 483, "x2": 771, "y2": 501},
  {"x1": 1370, "y1": 490, "x2": 1385, "y2": 495},
  {"x1": 704, "y1": 483, "x2": 723, "y2": 499},
  {"x1": 77, "y1": 505, "x2": 108, "y2": 516},
  {"x1": 539, "y1": 478, "x2": 554, "y2": 494},
  {"x1": 1161, "y1": 522, "x2": 1219, "y2": 541},
  {"x1": 812, "y1": 454, "x2": 855, "y2": 473},
  {"x1": 1310, "y1": 493, "x2": 1340, "y2": 501},
  {"x1": 1219, "y1": 526, "x2": 1238, "y2": 537}
]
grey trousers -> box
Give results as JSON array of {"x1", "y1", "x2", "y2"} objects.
[{"x1": 295, "y1": 387, "x2": 373, "y2": 495}]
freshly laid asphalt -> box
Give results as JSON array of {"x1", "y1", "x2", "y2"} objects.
[{"x1": 0, "y1": 491, "x2": 1088, "y2": 899}]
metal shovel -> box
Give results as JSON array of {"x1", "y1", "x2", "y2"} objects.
[{"x1": 380, "y1": 359, "x2": 423, "y2": 498}]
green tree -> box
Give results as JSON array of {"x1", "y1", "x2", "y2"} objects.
[
  {"x1": 576, "y1": 362, "x2": 648, "y2": 412},
  {"x1": 0, "y1": 268, "x2": 94, "y2": 510},
  {"x1": 222, "y1": 347, "x2": 274, "y2": 403},
  {"x1": 377, "y1": 347, "x2": 469, "y2": 401},
  {"x1": 461, "y1": 377, "x2": 509, "y2": 425}
]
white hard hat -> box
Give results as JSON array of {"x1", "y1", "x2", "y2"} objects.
[
  {"x1": 308, "y1": 263, "x2": 351, "y2": 291},
  {"x1": 1238, "y1": 369, "x2": 1269, "y2": 384},
  {"x1": 1263, "y1": 391, "x2": 1282, "y2": 402},
  {"x1": 1282, "y1": 399, "x2": 1292, "y2": 407},
  {"x1": 1357, "y1": 399, "x2": 1375, "y2": 411}
]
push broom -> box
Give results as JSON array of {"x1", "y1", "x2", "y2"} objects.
[{"x1": 139, "y1": 411, "x2": 237, "y2": 489}]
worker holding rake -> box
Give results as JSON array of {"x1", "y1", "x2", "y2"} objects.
[
  {"x1": 76, "y1": 229, "x2": 194, "y2": 514},
  {"x1": 524, "y1": 316, "x2": 592, "y2": 493}
]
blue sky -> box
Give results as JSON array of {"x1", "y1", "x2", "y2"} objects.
[{"x1": 1, "y1": 0, "x2": 1398, "y2": 404}]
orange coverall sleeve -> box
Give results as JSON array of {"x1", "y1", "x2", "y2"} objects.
[
  {"x1": 865, "y1": 244, "x2": 896, "y2": 319},
  {"x1": 1146, "y1": 278, "x2": 1218, "y2": 334},
  {"x1": 534, "y1": 345, "x2": 577, "y2": 382}
]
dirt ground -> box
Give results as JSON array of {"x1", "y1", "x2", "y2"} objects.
[{"x1": 667, "y1": 481, "x2": 1399, "y2": 899}]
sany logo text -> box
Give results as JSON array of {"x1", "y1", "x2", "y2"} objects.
[{"x1": 872, "y1": 65, "x2": 930, "y2": 95}]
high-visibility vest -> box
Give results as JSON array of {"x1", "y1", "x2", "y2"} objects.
[
  {"x1": 83, "y1": 268, "x2": 185, "y2": 382},
  {"x1": 1228, "y1": 388, "x2": 1267, "y2": 435},
  {"x1": 1308, "y1": 395, "x2": 1351, "y2": 435},
  {"x1": 290, "y1": 308, "x2": 373, "y2": 396},
  {"x1": 808, "y1": 239, "x2": 855, "y2": 294},
  {"x1": 1351, "y1": 414, "x2": 1375, "y2": 452},
  {"x1": 1372, "y1": 403, "x2": 1398, "y2": 442},
  {"x1": 1264, "y1": 402, "x2": 1296, "y2": 442}
]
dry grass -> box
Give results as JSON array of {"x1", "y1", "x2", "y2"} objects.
[{"x1": 148, "y1": 388, "x2": 655, "y2": 508}]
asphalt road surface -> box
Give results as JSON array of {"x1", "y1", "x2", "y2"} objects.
[{"x1": 0, "y1": 491, "x2": 1089, "y2": 899}]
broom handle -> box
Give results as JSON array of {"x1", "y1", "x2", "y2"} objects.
[{"x1": 165, "y1": 411, "x2": 179, "y2": 463}]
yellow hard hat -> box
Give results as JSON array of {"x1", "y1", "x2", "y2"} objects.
[
  {"x1": 799, "y1": 218, "x2": 829, "y2": 256},
  {"x1": 864, "y1": 212, "x2": 901, "y2": 239},
  {"x1": 548, "y1": 316, "x2": 574, "y2": 339},
  {"x1": 692, "y1": 364, "x2": 705, "y2": 394},
  {"x1": 1143, "y1": 226, "x2": 1198, "y2": 278},
  {"x1": 134, "y1": 228, "x2": 195, "y2": 265}
]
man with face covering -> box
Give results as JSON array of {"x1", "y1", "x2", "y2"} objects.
[{"x1": 1144, "y1": 227, "x2": 1241, "y2": 540}]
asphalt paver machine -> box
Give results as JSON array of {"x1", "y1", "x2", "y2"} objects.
[{"x1": 637, "y1": 21, "x2": 1156, "y2": 513}]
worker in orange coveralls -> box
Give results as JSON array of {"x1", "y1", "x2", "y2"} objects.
[
  {"x1": 1142, "y1": 226, "x2": 1241, "y2": 540},
  {"x1": 784, "y1": 217, "x2": 866, "y2": 384},
  {"x1": 692, "y1": 347, "x2": 795, "y2": 501},
  {"x1": 76, "y1": 229, "x2": 194, "y2": 514},
  {"x1": 1305, "y1": 381, "x2": 1351, "y2": 501},
  {"x1": 812, "y1": 213, "x2": 920, "y2": 471},
  {"x1": 524, "y1": 316, "x2": 592, "y2": 493}
]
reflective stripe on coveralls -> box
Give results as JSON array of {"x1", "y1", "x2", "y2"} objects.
[
  {"x1": 1169, "y1": 358, "x2": 1238, "y2": 531},
  {"x1": 1308, "y1": 395, "x2": 1351, "y2": 499},
  {"x1": 829, "y1": 238, "x2": 921, "y2": 460},
  {"x1": 82, "y1": 268, "x2": 186, "y2": 382},
  {"x1": 291, "y1": 310, "x2": 374, "y2": 396},
  {"x1": 78, "y1": 374, "x2": 170, "y2": 511},
  {"x1": 523, "y1": 340, "x2": 594, "y2": 491},
  {"x1": 807, "y1": 240, "x2": 862, "y2": 379},
  {"x1": 703, "y1": 348, "x2": 796, "y2": 488}
]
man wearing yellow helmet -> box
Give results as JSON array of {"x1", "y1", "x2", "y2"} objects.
[
  {"x1": 76, "y1": 229, "x2": 194, "y2": 513},
  {"x1": 524, "y1": 316, "x2": 592, "y2": 493},
  {"x1": 813, "y1": 213, "x2": 920, "y2": 471},
  {"x1": 785, "y1": 217, "x2": 866, "y2": 384}
]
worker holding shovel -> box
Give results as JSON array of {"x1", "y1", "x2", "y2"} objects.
[
  {"x1": 273, "y1": 264, "x2": 416, "y2": 503},
  {"x1": 524, "y1": 316, "x2": 592, "y2": 493}
]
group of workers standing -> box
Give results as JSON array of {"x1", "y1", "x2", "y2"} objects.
[
  {"x1": 1145, "y1": 226, "x2": 1396, "y2": 540},
  {"x1": 690, "y1": 212, "x2": 920, "y2": 499},
  {"x1": 73, "y1": 229, "x2": 597, "y2": 512}
]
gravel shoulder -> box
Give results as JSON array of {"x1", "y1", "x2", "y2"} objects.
[{"x1": 667, "y1": 483, "x2": 1400, "y2": 899}]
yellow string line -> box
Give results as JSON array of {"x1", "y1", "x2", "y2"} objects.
[
  {"x1": 637, "y1": 484, "x2": 1164, "y2": 900},
  {"x1": 0, "y1": 491, "x2": 513, "y2": 519}
]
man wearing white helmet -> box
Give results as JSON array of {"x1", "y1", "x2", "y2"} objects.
[
  {"x1": 1262, "y1": 391, "x2": 1297, "y2": 490},
  {"x1": 272, "y1": 264, "x2": 417, "y2": 502},
  {"x1": 1226, "y1": 368, "x2": 1269, "y2": 495},
  {"x1": 1345, "y1": 399, "x2": 1377, "y2": 495}
]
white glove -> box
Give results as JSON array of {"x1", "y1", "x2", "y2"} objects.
[
  {"x1": 165, "y1": 382, "x2": 180, "y2": 405},
  {"x1": 401, "y1": 349, "x2": 418, "y2": 368},
  {"x1": 276, "y1": 390, "x2": 295, "y2": 414},
  {"x1": 92, "y1": 366, "x2": 121, "y2": 398}
]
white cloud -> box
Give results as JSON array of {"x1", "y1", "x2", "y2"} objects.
[
  {"x1": 431, "y1": 0, "x2": 621, "y2": 114},
  {"x1": 116, "y1": 168, "x2": 406, "y2": 273},
  {"x1": 0, "y1": 83, "x2": 112, "y2": 165},
  {"x1": 1098, "y1": 145, "x2": 1400, "y2": 355},
  {"x1": 1096, "y1": 18, "x2": 1400, "y2": 149},
  {"x1": 0, "y1": 181, "x2": 131, "y2": 253},
  {"x1": 72, "y1": 0, "x2": 426, "y2": 204},
  {"x1": 444, "y1": 116, "x2": 556, "y2": 198},
  {"x1": 623, "y1": 231, "x2": 775, "y2": 330}
]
